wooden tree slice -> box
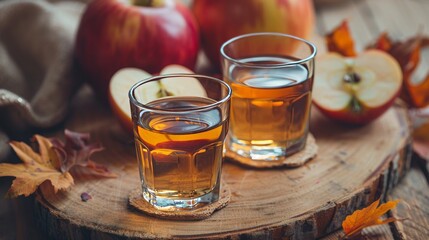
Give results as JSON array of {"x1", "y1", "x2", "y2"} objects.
[{"x1": 34, "y1": 89, "x2": 412, "y2": 239}]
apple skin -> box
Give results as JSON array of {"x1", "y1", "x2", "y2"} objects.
[
  {"x1": 75, "y1": 0, "x2": 199, "y2": 102},
  {"x1": 313, "y1": 93, "x2": 400, "y2": 125},
  {"x1": 192, "y1": 0, "x2": 315, "y2": 70}
]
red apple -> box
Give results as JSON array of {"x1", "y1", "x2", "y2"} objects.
[
  {"x1": 75, "y1": 0, "x2": 199, "y2": 102},
  {"x1": 192, "y1": 0, "x2": 315, "y2": 70},
  {"x1": 313, "y1": 50, "x2": 403, "y2": 125}
]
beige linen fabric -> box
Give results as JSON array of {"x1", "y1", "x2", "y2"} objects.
[{"x1": 0, "y1": 0, "x2": 86, "y2": 161}]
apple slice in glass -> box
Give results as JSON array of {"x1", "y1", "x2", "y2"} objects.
[{"x1": 313, "y1": 50, "x2": 402, "y2": 125}]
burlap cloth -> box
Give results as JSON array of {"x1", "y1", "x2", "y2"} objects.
[{"x1": 0, "y1": 0, "x2": 90, "y2": 161}]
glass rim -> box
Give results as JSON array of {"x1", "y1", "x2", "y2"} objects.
[
  {"x1": 220, "y1": 32, "x2": 317, "y2": 68},
  {"x1": 128, "y1": 74, "x2": 232, "y2": 114}
]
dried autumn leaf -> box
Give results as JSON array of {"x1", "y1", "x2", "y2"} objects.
[
  {"x1": 326, "y1": 20, "x2": 357, "y2": 57},
  {"x1": 371, "y1": 33, "x2": 429, "y2": 108},
  {"x1": 0, "y1": 130, "x2": 116, "y2": 198},
  {"x1": 411, "y1": 107, "x2": 429, "y2": 140},
  {"x1": 0, "y1": 135, "x2": 73, "y2": 197},
  {"x1": 407, "y1": 75, "x2": 429, "y2": 108},
  {"x1": 342, "y1": 199, "x2": 400, "y2": 238},
  {"x1": 410, "y1": 107, "x2": 429, "y2": 161},
  {"x1": 51, "y1": 130, "x2": 116, "y2": 178},
  {"x1": 372, "y1": 32, "x2": 392, "y2": 52},
  {"x1": 51, "y1": 129, "x2": 103, "y2": 172},
  {"x1": 81, "y1": 192, "x2": 92, "y2": 202}
]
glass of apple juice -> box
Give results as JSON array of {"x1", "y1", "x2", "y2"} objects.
[
  {"x1": 220, "y1": 32, "x2": 317, "y2": 162},
  {"x1": 129, "y1": 74, "x2": 231, "y2": 211}
]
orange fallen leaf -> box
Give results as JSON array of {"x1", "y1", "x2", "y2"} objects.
[
  {"x1": 372, "y1": 33, "x2": 429, "y2": 108},
  {"x1": 326, "y1": 20, "x2": 357, "y2": 57},
  {"x1": 0, "y1": 135, "x2": 73, "y2": 197},
  {"x1": 407, "y1": 75, "x2": 429, "y2": 108},
  {"x1": 342, "y1": 199, "x2": 400, "y2": 238},
  {"x1": 0, "y1": 130, "x2": 116, "y2": 198},
  {"x1": 372, "y1": 32, "x2": 392, "y2": 52},
  {"x1": 410, "y1": 107, "x2": 429, "y2": 161}
]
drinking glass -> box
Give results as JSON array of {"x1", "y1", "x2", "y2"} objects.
[
  {"x1": 220, "y1": 32, "x2": 317, "y2": 161},
  {"x1": 129, "y1": 74, "x2": 231, "y2": 210}
]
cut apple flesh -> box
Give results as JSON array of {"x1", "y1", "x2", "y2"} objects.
[
  {"x1": 313, "y1": 50, "x2": 402, "y2": 111},
  {"x1": 314, "y1": 54, "x2": 351, "y2": 110},
  {"x1": 109, "y1": 68, "x2": 152, "y2": 118},
  {"x1": 132, "y1": 65, "x2": 207, "y2": 103},
  {"x1": 353, "y1": 52, "x2": 402, "y2": 107},
  {"x1": 158, "y1": 64, "x2": 207, "y2": 98},
  {"x1": 109, "y1": 65, "x2": 207, "y2": 133}
]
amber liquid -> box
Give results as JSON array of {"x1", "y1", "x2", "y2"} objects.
[
  {"x1": 225, "y1": 56, "x2": 313, "y2": 159},
  {"x1": 134, "y1": 97, "x2": 227, "y2": 205}
]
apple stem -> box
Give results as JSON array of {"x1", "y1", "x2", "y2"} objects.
[
  {"x1": 132, "y1": 0, "x2": 162, "y2": 7},
  {"x1": 157, "y1": 83, "x2": 173, "y2": 98},
  {"x1": 350, "y1": 97, "x2": 362, "y2": 113}
]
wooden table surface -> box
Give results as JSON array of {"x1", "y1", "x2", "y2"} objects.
[{"x1": 1, "y1": 0, "x2": 429, "y2": 239}]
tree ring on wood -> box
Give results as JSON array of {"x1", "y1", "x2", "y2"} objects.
[
  {"x1": 225, "y1": 133, "x2": 318, "y2": 168},
  {"x1": 128, "y1": 183, "x2": 231, "y2": 220}
]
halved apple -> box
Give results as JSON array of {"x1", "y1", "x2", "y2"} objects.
[
  {"x1": 313, "y1": 50, "x2": 402, "y2": 125},
  {"x1": 109, "y1": 68, "x2": 152, "y2": 133},
  {"x1": 157, "y1": 64, "x2": 207, "y2": 99},
  {"x1": 108, "y1": 65, "x2": 207, "y2": 133}
]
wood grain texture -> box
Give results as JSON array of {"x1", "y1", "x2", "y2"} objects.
[
  {"x1": 0, "y1": 179, "x2": 45, "y2": 240},
  {"x1": 0, "y1": 179, "x2": 17, "y2": 240},
  {"x1": 33, "y1": 86, "x2": 411, "y2": 239},
  {"x1": 388, "y1": 166, "x2": 429, "y2": 239},
  {"x1": 321, "y1": 224, "x2": 394, "y2": 240}
]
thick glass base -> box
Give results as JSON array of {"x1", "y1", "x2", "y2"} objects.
[
  {"x1": 228, "y1": 135, "x2": 307, "y2": 161},
  {"x1": 141, "y1": 183, "x2": 220, "y2": 211}
]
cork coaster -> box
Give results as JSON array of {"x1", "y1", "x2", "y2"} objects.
[
  {"x1": 225, "y1": 133, "x2": 318, "y2": 168},
  {"x1": 129, "y1": 183, "x2": 231, "y2": 220}
]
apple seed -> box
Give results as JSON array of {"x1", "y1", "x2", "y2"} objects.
[{"x1": 343, "y1": 72, "x2": 361, "y2": 84}]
